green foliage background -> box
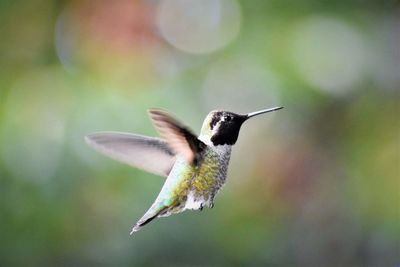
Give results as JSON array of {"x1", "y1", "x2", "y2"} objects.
[{"x1": 0, "y1": 0, "x2": 399, "y2": 266}]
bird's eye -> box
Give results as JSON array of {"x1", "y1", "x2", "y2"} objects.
[{"x1": 225, "y1": 115, "x2": 232, "y2": 122}]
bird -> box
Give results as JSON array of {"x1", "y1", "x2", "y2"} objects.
[{"x1": 85, "y1": 106, "x2": 283, "y2": 235}]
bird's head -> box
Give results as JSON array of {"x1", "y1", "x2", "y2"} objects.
[{"x1": 200, "y1": 107, "x2": 283, "y2": 146}]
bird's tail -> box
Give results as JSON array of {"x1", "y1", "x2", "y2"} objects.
[{"x1": 130, "y1": 205, "x2": 169, "y2": 235}]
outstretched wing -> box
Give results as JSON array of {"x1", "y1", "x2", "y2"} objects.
[
  {"x1": 85, "y1": 132, "x2": 176, "y2": 177},
  {"x1": 148, "y1": 109, "x2": 206, "y2": 165}
]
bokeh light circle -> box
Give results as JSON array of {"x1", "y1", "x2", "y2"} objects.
[
  {"x1": 157, "y1": 0, "x2": 241, "y2": 54},
  {"x1": 202, "y1": 59, "x2": 281, "y2": 113},
  {"x1": 291, "y1": 16, "x2": 369, "y2": 96}
]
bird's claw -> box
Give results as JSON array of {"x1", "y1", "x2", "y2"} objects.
[{"x1": 199, "y1": 203, "x2": 204, "y2": 211}]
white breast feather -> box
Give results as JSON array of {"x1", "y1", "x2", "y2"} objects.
[{"x1": 184, "y1": 191, "x2": 204, "y2": 210}]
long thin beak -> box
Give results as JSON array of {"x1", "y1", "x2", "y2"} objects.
[{"x1": 246, "y1": 106, "x2": 283, "y2": 119}]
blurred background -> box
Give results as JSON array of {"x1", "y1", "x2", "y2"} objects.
[{"x1": 0, "y1": 0, "x2": 399, "y2": 266}]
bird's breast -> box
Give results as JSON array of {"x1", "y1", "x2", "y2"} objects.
[
  {"x1": 191, "y1": 145, "x2": 231, "y2": 198},
  {"x1": 162, "y1": 146, "x2": 232, "y2": 211}
]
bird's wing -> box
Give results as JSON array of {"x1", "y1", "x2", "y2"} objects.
[
  {"x1": 85, "y1": 132, "x2": 176, "y2": 177},
  {"x1": 148, "y1": 109, "x2": 206, "y2": 165}
]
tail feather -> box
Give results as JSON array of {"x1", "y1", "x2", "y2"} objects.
[
  {"x1": 130, "y1": 214, "x2": 157, "y2": 235},
  {"x1": 130, "y1": 205, "x2": 169, "y2": 235}
]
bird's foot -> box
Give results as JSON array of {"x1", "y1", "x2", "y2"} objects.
[
  {"x1": 209, "y1": 202, "x2": 214, "y2": 209},
  {"x1": 199, "y1": 203, "x2": 204, "y2": 211}
]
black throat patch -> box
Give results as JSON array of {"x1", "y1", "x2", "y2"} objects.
[{"x1": 210, "y1": 112, "x2": 246, "y2": 146}]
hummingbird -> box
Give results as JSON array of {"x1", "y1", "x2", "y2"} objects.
[{"x1": 85, "y1": 106, "x2": 283, "y2": 235}]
